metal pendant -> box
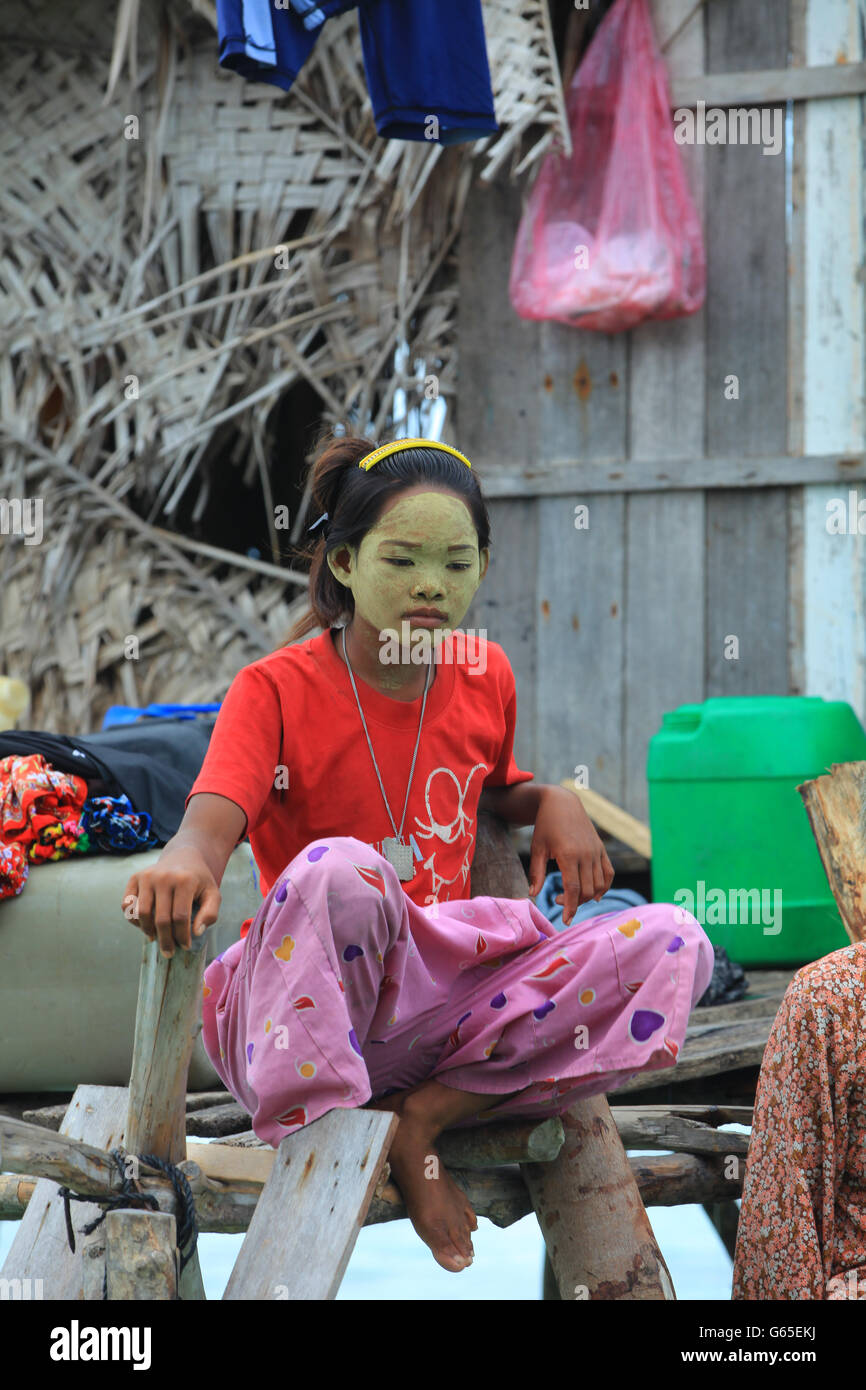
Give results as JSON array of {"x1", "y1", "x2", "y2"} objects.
[{"x1": 382, "y1": 836, "x2": 414, "y2": 881}]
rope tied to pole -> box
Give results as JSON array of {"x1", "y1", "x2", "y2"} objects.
[{"x1": 57, "y1": 1146, "x2": 199, "y2": 1275}]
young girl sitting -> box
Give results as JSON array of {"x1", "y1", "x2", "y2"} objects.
[{"x1": 121, "y1": 433, "x2": 714, "y2": 1275}]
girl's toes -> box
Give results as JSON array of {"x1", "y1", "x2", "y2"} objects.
[
  {"x1": 436, "y1": 1243, "x2": 470, "y2": 1272},
  {"x1": 448, "y1": 1249, "x2": 472, "y2": 1271},
  {"x1": 451, "y1": 1225, "x2": 474, "y2": 1262}
]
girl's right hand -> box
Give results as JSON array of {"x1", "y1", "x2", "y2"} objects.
[{"x1": 121, "y1": 849, "x2": 222, "y2": 958}]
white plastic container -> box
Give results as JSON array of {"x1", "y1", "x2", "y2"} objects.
[{"x1": 0, "y1": 842, "x2": 262, "y2": 1091}]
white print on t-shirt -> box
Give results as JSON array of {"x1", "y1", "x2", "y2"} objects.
[{"x1": 412, "y1": 762, "x2": 488, "y2": 905}]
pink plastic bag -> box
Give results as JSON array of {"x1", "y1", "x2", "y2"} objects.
[{"x1": 509, "y1": 0, "x2": 705, "y2": 332}]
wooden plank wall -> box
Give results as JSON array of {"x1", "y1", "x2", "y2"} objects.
[
  {"x1": 458, "y1": 0, "x2": 865, "y2": 824},
  {"x1": 800, "y1": 0, "x2": 866, "y2": 712}
]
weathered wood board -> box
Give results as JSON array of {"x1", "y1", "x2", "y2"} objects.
[
  {"x1": 800, "y1": 0, "x2": 866, "y2": 722},
  {"x1": 453, "y1": 0, "x2": 866, "y2": 830},
  {"x1": 222, "y1": 1107, "x2": 398, "y2": 1300},
  {"x1": 704, "y1": 0, "x2": 791, "y2": 706},
  {"x1": 623, "y1": 490, "x2": 705, "y2": 823},
  {"x1": 538, "y1": 490, "x2": 626, "y2": 811},
  {"x1": 622, "y1": 0, "x2": 708, "y2": 825},
  {"x1": 1, "y1": 1085, "x2": 128, "y2": 1298}
]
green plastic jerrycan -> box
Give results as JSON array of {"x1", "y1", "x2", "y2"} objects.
[{"x1": 647, "y1": 696, "x2": 866, "y2": 967}]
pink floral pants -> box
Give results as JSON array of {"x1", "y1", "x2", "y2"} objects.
[{"x1": 201, "y1": 836, "x2": 715, "y2": 1148}]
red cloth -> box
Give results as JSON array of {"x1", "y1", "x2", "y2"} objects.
[
  {"x1": 0, "y1": 839, "x2": 28, "y2": 899},
  {"x1": 0, "y1": 753, "x2": 89, "y2": 898},
  {"x1": 186, "y1": 627, "x2": 534, "y2": 913}
]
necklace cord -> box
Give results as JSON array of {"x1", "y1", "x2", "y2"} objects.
[{"x1": 340, "y1": 625, "x2": 431, "y2": 841}]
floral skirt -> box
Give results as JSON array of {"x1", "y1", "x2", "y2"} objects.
[{"x1": 732, "y1": 943, "x2": 866, "y2": 1299}]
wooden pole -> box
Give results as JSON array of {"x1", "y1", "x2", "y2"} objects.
[
  {"x1": 21, "y1": 1095, "x2": 755, "y2": 1153},
  {"x1": 628, "y1": 1152, "x2": 741, "y2": 1206},
  {"x1": 0, "y1": 1147, "x2": 744, "y2": 1232},
  {"x1": 542, "y1": 1250, "x2": 561, "y2": 1301},
  {"x1": 124, "y1": 929, "x2": 210, "y2": 1299},
  {"x1": 104, "y1": 1210, "x2": 178, "y2": 1300},
  {"x1": 471, "y1": 810, "x2": 531, "y2": 898},
  {"x1": 190, "y1": 1115, "x2": 567, "y2": 1175},
  {"x1": 0, "y1": 1114, "x2": 134, "y2": 1195},
  {"x1": 126, "y1": 934, "x2": 210, "y2": 1160},
  {"x1": 471, "y1": 814, "x2": 676, "y2": 1299},
  {"x1": 81, "y1": 1232, "x2": 108, "y2": 1301},
  {"x1": 521, "y1": 1095, "x2": 677, "y2": 1300},
  {"x1": 702, "y1": 1201, "x2": 740, "y2": 1263}
]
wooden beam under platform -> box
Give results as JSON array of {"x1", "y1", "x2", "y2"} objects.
[{"x1": 0, "y1": 1094, "x2": 752, "y2": 1234}]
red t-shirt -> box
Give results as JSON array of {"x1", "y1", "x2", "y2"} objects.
[{"x1": 185, "y1": 626, "x2": 534, "y2": 911}]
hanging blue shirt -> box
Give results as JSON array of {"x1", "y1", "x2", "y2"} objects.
[
  {"x1": 287, "y1": 0, "x2": 328, "y2": 30},
  {"x1": 215, "y1": 0, "x2": 499, "y2": 144}
]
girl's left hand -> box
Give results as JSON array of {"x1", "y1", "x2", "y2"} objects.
[{"x1": 526, "y1": 786, "x2": 615, "y2": 925}]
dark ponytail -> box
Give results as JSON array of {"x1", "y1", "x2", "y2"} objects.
[{"x1": 277, "y1": 427, "x2": 491, "y2": 647}]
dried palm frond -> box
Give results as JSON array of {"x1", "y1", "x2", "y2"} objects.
[{"x1": 0, "y1": 0, "x2": 565, "y2": 729}]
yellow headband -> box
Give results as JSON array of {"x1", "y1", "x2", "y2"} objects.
[{"x1": 358, "y1": 437, "x2": 473, "y2": 471}]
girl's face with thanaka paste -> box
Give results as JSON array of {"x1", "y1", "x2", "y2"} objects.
[{"x1": 327, "y1": 486, "x2": 489, "y2": 652}]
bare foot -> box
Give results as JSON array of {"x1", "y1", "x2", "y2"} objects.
[
  {"x1": 362, "y1": 1091, "x2": 409, "y2": 1118},
  {"x1": 385, "y1": 1111, "x2": 478, "y2": 1273}
]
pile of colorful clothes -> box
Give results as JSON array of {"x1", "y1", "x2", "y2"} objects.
[
  {"x1": 0, "y1": 754, "x2": 160, "y2": 900},
  {"x1": 0, "y1": 715, "x2": 217, "y2": 902}
]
